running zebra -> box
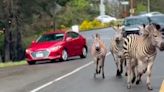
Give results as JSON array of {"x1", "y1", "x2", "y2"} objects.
[
  {"x1": 91, "y1": 33, "x2": 107, "y2": 79},
  {"x1": 110, "y1": 25, "x2": 126, "y2": 76},
  {"x1": 123, "y1": 23, "x2": 164, "y2": 90}
]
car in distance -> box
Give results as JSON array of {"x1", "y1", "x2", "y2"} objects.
[
  {"x1": 149, "y1": 15, "x2": 164, "y2": 35},
  {"x1": 96, "y1": 15, "x2": 116, "y2": 23},
  {"x1": 25, "y1": 31, "x2": 87, "y2": 65},
  {"x1": 122, "y1": 16, "x2": 150, "y2": 37}
]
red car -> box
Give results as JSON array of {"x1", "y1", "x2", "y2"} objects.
[{"x1": 25, "y1": 31, "x2": 87, "y2": 65}]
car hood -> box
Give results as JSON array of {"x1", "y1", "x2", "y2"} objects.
[
  {"x1": 157, "y1": 23, "x2": 164, "y2": 28},
  {"x1": 27, "y1": 41, "x2": 63, "y2": 51},
  {"x1": 124, "y1": 25, "x2": 140, "y2": 31}
]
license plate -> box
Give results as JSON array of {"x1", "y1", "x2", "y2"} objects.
[{"x1": 36, "y1": 53, "x2": 43, "y2": 58}]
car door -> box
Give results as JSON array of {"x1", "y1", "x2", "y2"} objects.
[
  {"x1": 66, "y1": 32, "x2": 81, "y2": 56},
  {"x1": 70, "y1": 32, "x2": 82, "y2": 55}
]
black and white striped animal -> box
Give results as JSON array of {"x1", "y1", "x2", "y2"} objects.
[
  {"x1": 91, "y1": 33, "x2": 107, "y2": 79},
  {"x1": 110, "y1": 25, "x2": 126, "y2": 76},
  {"x1": 123, "y1": 23, "x2": 164, "y2": 90}
]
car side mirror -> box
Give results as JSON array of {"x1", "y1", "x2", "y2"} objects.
[
  {"x1": 32, "y1": 40, "x2": 36, "y2": 43},
  {"x1": 66, "y1": 37, "x2": 72, "y2": 41}
]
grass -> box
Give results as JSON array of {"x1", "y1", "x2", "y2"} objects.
[{"x1": 0, "y1": 60, "x2": 27, "y2": 68}]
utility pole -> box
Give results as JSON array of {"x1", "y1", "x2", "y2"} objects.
[
  {"x1": 130, "y1": 0, "x2": 134, "y2": 16},
  {"x1": 148, "y1": 0, "x2": 150, "y2": 12},
  {"x1": 99, "y1": 0, "x2": 105, "y2": 16}
]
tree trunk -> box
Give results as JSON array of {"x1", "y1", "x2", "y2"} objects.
[{"x1": 4, "y1": 25, "x2": 11, "y2": 61}]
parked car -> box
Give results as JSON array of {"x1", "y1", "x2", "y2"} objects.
[
  {"x1": 139, "y1": 11, "x2": 163, "y2": 17},
  {"x1": 122, "y1": 16, "x2": 150, "y2": 37},
  {"x1": 96, "y1": 15, "x2": 116, "y2": 23},
  {"x1": 25, "y1": 31, "x2": 87, "y2": 65},
  {"x1": 149, "y1": 15, "x2": 164, "y2": 35}
]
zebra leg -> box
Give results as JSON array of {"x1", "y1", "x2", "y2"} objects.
[
  {"x1": 120, "y1": 58, "x2": 124, "y2": 74},
  {"x1": 98, "y1": 66, "x2": 101, "y2": 74},
  {"x1": 111, "y1": 52, "x2": 120, "y2": 76},
  {"x1": 124, "y1": 59, "x2": 128, "y2": 76},
  {"x1": 116, "y1": 57, "x2": 122, "y2": 76},
  {"x1": 102, "y1": 56, "x2": 105, "y2": 79},
  {"x1": 102, "y1": 66, "x2": 105, "y2": 79},
  {"x1": 131, "y1": 66, "x2": 136, "y2": 84},
  {"x1": 96, "y1": 58, "x2": 99, "y2": 74},
  {"x1": 146, "y1": 61, "x2": 153, "y2": 90},
  {"x1": 94, "y1": 59, "x2": 98, "y2": 78},
  {"x1": 135, "y1": 64, "x2": 142, "y2": 85}
]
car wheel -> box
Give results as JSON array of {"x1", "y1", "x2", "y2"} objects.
[
  {"x1": 27, "y1": 61, "x2": 36, "y2": 65},
  {"x1": 80, "y1": 47, "x2": 87, "y2": 58},
  {"x1": 61, "y1": 50, "x2": 68, "y2": 61}
]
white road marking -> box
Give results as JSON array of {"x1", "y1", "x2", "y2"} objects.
[{"x1": 30, "y1": 52, "x2": 111, "y2": 92}]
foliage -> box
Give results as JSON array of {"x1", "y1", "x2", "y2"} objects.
[
  {"x1": 135, "y1": 3, "x2": 147, "y2": 15},
  {"x1": 79, "y1": 19, "x2": 123, "y2": 31},
  {"x1": 80, "y1": 19, "x2": 110, "y2": 31},
  {"x1": 80, "y1": 20, "x2": 93, "y2": 31},
  {"x1": 0, "y1": 60, "x2": 27, "y2": 68},
  {"x1": 136, "y1": 0, "x2": 164, "y2": 13},
  {"x1": 55, "y1": 0, "x2": 94, "y2": 29}
]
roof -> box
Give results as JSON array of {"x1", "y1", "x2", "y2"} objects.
[
  {"x1": 44, "y1": 30, "x2": 66, "y2": 35},
  {"x1": 125, "y1": 15, "x2": 149, "y2": 19}
]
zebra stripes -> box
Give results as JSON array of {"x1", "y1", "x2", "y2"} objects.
[
  {"x1": 110, "y1": 36, "x2": 125, "y2": 76},
  {"x1": 122, "y1": 24, "x2": 164, "y2": 90},
  {"x1": 91, "y1": 33, "x2": 107, "y2": 79},
  {"x1": 110, "y1": 25, "x2": 126, "y2": 76}
]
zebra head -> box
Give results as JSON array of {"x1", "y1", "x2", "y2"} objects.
[
  {"x1": 145, "y1": 23, "x2": 164, "y2": 51},
  {"x1": 93, "y1": 33, "x2": 101, "y2": 52},
  {"x1": 113, "y1": 25, "x2": 124, "y2": 42}
]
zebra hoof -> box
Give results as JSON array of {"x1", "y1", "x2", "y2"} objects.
[
  {"x1": 148, "y1": 87, "x2": 153, "y2": 90},
  {"x1": 136, "y1": 80, "x2": 141, "y2": 85},
  {"x1": 102, "y1": 75, "x2": 105, "y2": 79},
  {"x1": 96, "y1": 70, "x2": 98, "y2": 74},
  {"x1": 116, "y1": 70, "x2": 121, "y2": 76},
  {"x1": 147, "y1": 84, "x2": 153, "y2": 90},
  {"x1": 125, "y1": 72, "x2": 128, "y2": 76},
  {"x1": 98, "y1": 70, "x2": 101, "y2": 74},
  {"x1": 127, "y1": 85, "x2": 131, "y2": 89},
  {"x1": 131, "y1": 77, "x2": 136, "y2": 84}
]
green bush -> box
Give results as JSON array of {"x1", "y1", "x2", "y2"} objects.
[
  {"x1": 79, "y1": 20, "x2": 93, "y2": 31},
  {"x1": 80, "y1": 19, "x2": 108, "y2": 31}
]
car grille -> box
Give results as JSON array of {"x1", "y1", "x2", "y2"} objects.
[{"x1": 31, "y1": 50, "x2": 50, "y2": 58}]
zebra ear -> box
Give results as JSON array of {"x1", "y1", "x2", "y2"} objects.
[
  {"x1": 112, "y1": 25, "x2": 123, "y2": 33},
  {"x1": 152, "y1": 23, "x2": 161, "y2": 30},
  {"x1": 95, "y1": 33, "x2": 100, "y2": 39}
]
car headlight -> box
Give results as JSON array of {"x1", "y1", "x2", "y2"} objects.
[
  {"x1": 49, "y1": 46, "x2": 62, "y2": 51},
  {"x1": 26, "y1": 49, "x2": 30, "y2": 53}
]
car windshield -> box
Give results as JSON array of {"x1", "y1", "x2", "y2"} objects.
[
  {"x1": 124, "y1": 17, "x2": 149, "y2": 26},
  {"x1": 150, "y1": 16, "x2": 164, "y2": 23},
  {"x1": 36, "y1": 33, "x2": 64, "y2": 42}
]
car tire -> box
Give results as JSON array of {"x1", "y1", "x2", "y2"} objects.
[
  {"x1": 61, "y1": 49, "x2": 68, "y2": 61},
  {"x1": 27, "y1": 61, "x2": 36, "y2": 65},
  {"x1": 80, "y1": 46, "x2": 87, "y2": 58}
]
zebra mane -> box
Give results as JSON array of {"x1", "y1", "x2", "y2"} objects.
[{"x1": 142, "y1": 24, "x2": 158, "y2": 39}]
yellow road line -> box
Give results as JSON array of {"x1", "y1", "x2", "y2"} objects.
[{"x1": 160, "y1": 80, "x2": 164, "y2": 92}]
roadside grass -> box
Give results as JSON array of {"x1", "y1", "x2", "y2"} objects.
[{"x1": 0, "y1": 60, "x2": 27, "y2": 68}]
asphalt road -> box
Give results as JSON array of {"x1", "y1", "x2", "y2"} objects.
[{"x1": 0, "y1": 28, "x2": 163, "y2": 92}]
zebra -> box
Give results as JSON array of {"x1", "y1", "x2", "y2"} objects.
[
  {"x1": 123, "y1": 23, "x2": 164, "y2": 90},
  {"x1": 110, "y1": 25, "x2": 126, "y2": 76},
  {"x1": 91, "y1": 33, "x2": 107, "y2": 79}
]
